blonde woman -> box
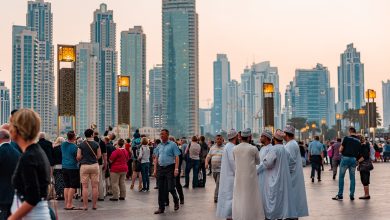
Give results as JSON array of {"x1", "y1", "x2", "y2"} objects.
[
  {"x1": 8, "y1": 109, "x2": 51, "y2": 220},
  {"x1": 53, "y1": 136, "x2": 66, "y2": 201},
  {"x1": 138, "y1": 137, "x2": 151, "y2": 192}
]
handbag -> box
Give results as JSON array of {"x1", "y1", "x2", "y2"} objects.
[{"x1": 358, "y1": 159, "x2": 374, "y2": 172}]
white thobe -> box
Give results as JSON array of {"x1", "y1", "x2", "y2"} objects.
[
  {"x1": 285, "y1": 140, "x2": 309, "y2": 218},
  {"x1": 216, "y1": 142, "x2": 236, "y2": 219},
  {"x1": 257, "y1": 144, "x2": 296, "y2": 219},
  {"x1": 232, "y1": 143, "x2": 264, "y2": 220}
]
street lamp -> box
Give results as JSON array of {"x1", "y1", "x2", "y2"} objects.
[
  {"x1": 336, "y1": 113, "x2": 342, "y2": 138},
  {"x1": 321, "y1": 119, "x2": 326, "y2": 141},
  {"x1": 366, "y1": 89, "x2": 377, "y2": 143},
  {"x1": 359, "y1": 109, "x2": 366, "y2": 135}
]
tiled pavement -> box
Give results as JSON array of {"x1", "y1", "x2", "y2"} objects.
[{"x1": 57, "y1": 162, "x2": 390, "y2": 220}]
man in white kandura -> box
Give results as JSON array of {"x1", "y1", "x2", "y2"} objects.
[
  {"x1": 258, "y1": 129, "x2": 296, "y2": 220},
  {"x1": 232, "y1": 128, "x2": 264, "y2": 220},
  {"x1": 216, "y1": 129, "x2": 239, "y2": 220},
  {"x1": 283, "y1": 125, "x2": 309, "y2": 219}
]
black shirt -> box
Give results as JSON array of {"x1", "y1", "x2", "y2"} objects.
[
  {"x1": 359, "y1": 143, "x2": 370, "y2": 161},
  {"x1": 52, "y1": 145, "x2": 62, "y2": 166},
  {"x1": 38, "y1": 138, "x2": 54, "y2": 166},
  {"x1": 98, "y1": 139, "x2": 107, "y2": 165},
  {"x1": 0, "y1": 143, "x2": 21, "y2": 205},
  {"x1": 341, "y1": 135, "x2": 361, "y2": 158},
  {"x1": 12, "y1": 143, "x2": 50, "y2": 206},
  {"x1": 78, "y1": 140, "x2": 99, "y2": 165}
]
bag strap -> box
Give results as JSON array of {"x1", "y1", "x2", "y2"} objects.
[{"x1": 85, "y1": 141, "x2": 98, "y2": 159}]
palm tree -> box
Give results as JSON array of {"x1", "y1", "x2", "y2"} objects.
[
  {"x1": 287, "y1": 117, "x2": 307, "y2": 140},
  {"x1": 343, "y1": 109, "x2": 359, "y2": 127}
]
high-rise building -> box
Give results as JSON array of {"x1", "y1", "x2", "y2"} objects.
[
  {"x1": 91, "y1": 3, "x2": 118, "y2": 134},
  {"x1": 0, "y1": 81, "x2": 10, "y2": 125},
  {"x1": 149, "y1": 65, "x2": 163, "y2": 130},
  {"x1": 337, "y1": 43, "x2": 365, "y2": 113},
  {"x1": 27, "y1": 0, "x2": 55, "y2": 135},
  {"x1": 199, "y1": 108, "x2": 212, "y2": 135},
  {"x1": 293, "y1": 64, "x2": 335, "y2": 126},
  {"x1": 239, "y1": 62, "x2": 281, "y2": 133},
  {"x1": 75, "y1": 42, "x2": 99, "y2": 136},
  {"x1": 212, "y1": 54, "x2": 230, "y2": 133},
  {"x1": 121, "y1": 26, "x2": 146, "y2": 128},
  {"x1": 383, "y1": 80, "x2": 390, "y2": 129},
  {"x1": 162, "y1": 0, "x2": 199, "y2": 137},
  {"x1": 12, "y1": 25, "x2": 39, "y2": 111},
  {"x1": 226, "y1": 79, "x2": 241, "y2": 131}
]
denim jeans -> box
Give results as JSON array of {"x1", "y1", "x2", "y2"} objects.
[
  {"x1": 185, "y1": 159, "x2": 200, "y2": 187},
  {"x1": 141, "y1": 162, "x2": 150, "y2": 190},
  {"x1": 338, "y1": 156, "x2": 357, "y2": 197}
]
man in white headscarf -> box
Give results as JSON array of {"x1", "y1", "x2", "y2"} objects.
[
  {"x1": 216, "y1": 129, "x2": 238, "y2": 220},
  {"x1": 232, "y1": 128, "x2": 264, "y2": 220},
  {"x1": 283, "y1": 125, "x2": 309, "y2": 219},
  {"x1": 257, "y1": 129, "x2": 296, "y2": 220}
]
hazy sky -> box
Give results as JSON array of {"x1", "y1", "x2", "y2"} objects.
[{"x1": 1, "y1": 0, "x2": 389, "y2": 118}]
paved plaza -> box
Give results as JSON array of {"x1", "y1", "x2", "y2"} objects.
[{"x1": 58, "y1": 163, "x2": 390, "y2": 220}]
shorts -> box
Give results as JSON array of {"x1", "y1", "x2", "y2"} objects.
[
  {"x1": 62, "y1": 168, "x2": 80, "y2": 189},
  {"x1": 360, "y1": 171, "x2": 370, "y2": 186},
  {"x1": 80, "y1": 163, "x2": 99, "y2": 186}
]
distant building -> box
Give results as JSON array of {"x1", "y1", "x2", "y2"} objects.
[
  {"x1": 139, "y1": 127, "x2": 160, "y2": 140},
  {"x1": 212, "y1": 54, "x2": 230, "y2": 133},
  {"x1": 27, "y1": 0, "x2": 55, "y2": 136},
  {"x1": 292, "y1": 64, "x2": 335, "y2": 126},
  {"x1": 199, "y1": 108, "x2": 212, "y2": 135},
  {"x1": 337, "y1": 43, "x2": 365, "y2": 113},
  {"x1": 162, "y1": 0, "x2": 199, "y2": 137},
  {"x1": 0, "y1": 81, "x2": 10, "y2": 125},
  {"x1": 75, "y1": 42, "x2": 99, "y2": 136},
  {"x1": 91, "y1": 3, "x2": 118, "y2": 134},
  {"x1": 226, "y1": 80, "x2": 241, "y2": 131},
  {"x1": 12, "y1": 25, "x2": 39, "y2": 111},
  {"x1": 149, "y1": 65, "x2": 164, "y2": 130},
  {"x1": 121, "y1": 26, "x2": 146, "y2": 128},
  {"x1": 383, "y1": 80, "x2": 390, "y2": 129}
]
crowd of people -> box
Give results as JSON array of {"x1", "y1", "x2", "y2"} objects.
[{"x1": 0, "y1": 108, "x2": 388, "y2": 220}]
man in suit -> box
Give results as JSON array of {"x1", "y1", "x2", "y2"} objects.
[{"x1": 0, "y1": 129, "x2": 21, "y2": 220}]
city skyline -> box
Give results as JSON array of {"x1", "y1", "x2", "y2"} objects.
[{"x1": 1, "y1": 0, "x2": 389, "y2": 124}]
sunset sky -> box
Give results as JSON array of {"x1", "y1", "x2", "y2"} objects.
[{"x1": 1, "y1": 0, "x2": 389, "y2": 119}]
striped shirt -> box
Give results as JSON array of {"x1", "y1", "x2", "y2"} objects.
[{"x1": 208, "y1": 144, "x2": 224, "y2": 173}]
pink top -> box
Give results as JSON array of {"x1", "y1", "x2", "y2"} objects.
[{"x1": 109, "y1": 148, "x2": 129, "y2": 173}]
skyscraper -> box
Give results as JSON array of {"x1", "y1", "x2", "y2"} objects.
[
  {"x1": 91, "y1": 3, "x2": 118, "y2": 134},
  {"x1": 12, "y1": 25, "x2": 39, "y2": 111},
  {"x1": 226, "y1": 79, "x2": 241, "y2": 131},
  {"x1": 383, "y1": 80, "x2": 390, "y2": 129},
  {"x1": 27, "y1": 0, "x2": 55, "y2": 135},
  {"x1": 149, "y1": 65, "x2": 163, "y2": 130},
  {"x1": 75, "y1": 42, "x2": 99, "y2": 136},
  {"x1": 212, "y1": 54, "x2": 230, "y2": 133},
  {"x1": 162, "y1": 0, "x2": 199, "y2": 137},
  {"x1": 121, "y1": 26, "x2": 146, "y2": 128},
  {"x1": 337, "y1": 43, "x2": 365, "y2": 113},
  {"x1": 0, "y1": 81, "x2": 10, "y2": 125},
  {"x1": 293, "y1": 64, "x2": 335, "y2": 125}
]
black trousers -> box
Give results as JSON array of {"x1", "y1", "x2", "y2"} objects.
[
  {"x1": 157, "y1": 164, "x2": 179, "y2": 210},
  {"x1": 311, "y1": 155, "x2": 322, "y2": 180}
]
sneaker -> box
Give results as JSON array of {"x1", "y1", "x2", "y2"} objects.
[
  {"x1": 311, "y1": 178, "x2": 314, "y2": 183},
  {"x1": 318, "y1": 179, "x2": 321, "y2": 182},
  {"x1": 350, "y1": 196, "x2": 355, "y2": 201},
  {"x1": 109, "y1": 198, "x2": 118, "y2": 201},
  {"x1": 332, "y1": 174, "x2": 336, "y2": 180},
  {"x1": 154, "y1": 209, "x2": 164, "y2": 214},
  {"x1": 119, "y1": 197, "x2": 125, "y2": 200},
  {"x1": 332, "y1": 195, "x2": 343, "y2": 201}
]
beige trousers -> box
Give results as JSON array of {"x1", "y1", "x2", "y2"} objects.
[{"x1": 110, "y1": 172, "x2": 127, "y2": 199}]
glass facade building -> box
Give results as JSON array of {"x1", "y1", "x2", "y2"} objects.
[
  {"x1": 27, "y1": 0, "x2": 55, "y2": 136},
  {"x1": 383, "y1": 80, "x2": 390, "y2": 129},
  {"x1": 121, "y1": 26, "x2": 146, "y2": 129},
  {"x1": 149, "y1": 65, "x2": 164, "y2": 130},
  {"x1": 91, "y1": 3, "x2": 118, "y2": 134},
  {"x1": 337, "y1": 43, "x2": 365, "y2": 113},
  {"x1": 212, "y1": 54, "x2": 230, "y2": 133},
  {"x1": 162, "y1": 0, "x2": 199, "y2": 137},
  {"x1": 12, "y1": 25, "x2": 39, "y2": 111},
  {"x1": 0, "y1": 81, "x2": 10, "y2": 125},
  {"x1": 75, "y1": 43, "x2": 99, "y2": 136}
]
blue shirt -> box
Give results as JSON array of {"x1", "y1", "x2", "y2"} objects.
[
  {"x1": 155, "y1": 141, "x2": 181, "y2": 167},
  {"x1": 61, "y1": 141, "x2": 78, "y2": 169},
  {"x1": 308, "y1": 140, "x2": 323, "y2": 156}
]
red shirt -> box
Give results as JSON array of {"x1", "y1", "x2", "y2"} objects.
[{"x1": 109, "y1": 148, "x2": 129, "y2": 173}]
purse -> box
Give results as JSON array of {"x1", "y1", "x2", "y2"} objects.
[{"x1": 358, "y1": 160, "x2": 374, "y2": 172}]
